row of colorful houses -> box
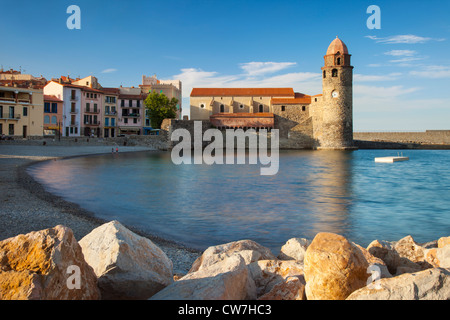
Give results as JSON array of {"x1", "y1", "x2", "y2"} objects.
[{"x1": 0, "y1": 70, "x2": 182, "y2": 138}]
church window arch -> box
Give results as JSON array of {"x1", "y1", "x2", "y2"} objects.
[
  {"x1": 337, "y1": 57, "x2": 341, "y2": 65},
  {"x1": 332, "y1": 69, "x2": 338, "y2": 77}
]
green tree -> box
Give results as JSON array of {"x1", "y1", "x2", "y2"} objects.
[{"x1": 144, "y1": 91, "x2": 178, "y2": 129}]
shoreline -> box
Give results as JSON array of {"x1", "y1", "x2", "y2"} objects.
[{"x1": 0, "y1": 145, "x2": 201, "y2": 274}]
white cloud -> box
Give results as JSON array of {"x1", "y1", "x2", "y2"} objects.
[
  {"x1": 239, "y1": 62, "x2": 297, "y2": 76},
  {"x1": 365, "y1": 34, "x2": 444, "y2": 44},
  {"x1": 101, "y1": 68, "x2": 118, "y2": 74},
  {"x1": 384, "y1": 50, "x2": 417, "y2": 56},
  {"x1": 409, "y1": 65, "x2": 450, "y2": 78},
  {"x1": 172, "y1": 65, "x2": 322, "y2": 100}
]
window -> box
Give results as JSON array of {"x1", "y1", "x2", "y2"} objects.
[
  {"x1": 137, "y1": 100, "x2": 140, "y2": 108},
  {"x1": 70, "y1": 127, "x2": 74, "y2": 134},
  {"x1": 332, "y1": 69, "x2": 338, "y2": 77},
  {"x1": 9, "y1": 124, "x2": 14, "y2": 135},
  {"x1": 315, "y1": 98, "x2": 318, "y2": 102},
  {"x1": 75, "y1": 127, "x2": 78, "y2": 134},
  {"x1": 323, "y1": 70, "x2": 326, "y2": 78},
  {"x1": 129, "y1": 100, "x2": 132, "y2": 107},
  {"x1": 0, "y1": 123, "x2": 2, "y2": 135},
  {"x1": 51, "y1": 116, "x2": 57, "y2": 124},
  {"x1": 51, "y1": 103, "x2": 57, "y2": 113},
  {"x1": 133, "y1": 118, "x2": 137, "y2": 124},
  {"x1": 220, "y1": 104, "x2": 225, "y2": 113},
  {"x1": 111, "y1": 118, "x2": 115, "y2": 126},
  {"x1": 239, "y1": 104, "x2": 244, "y2": 109},
  {"x1": 281, "y1": 106, "x2": 285, "y2": 112},
  {"x1": 23, "y1": 107, "x2": 28, "y2": 117},
  {"x1": 44, "y1": 115, "x2": 50, "y2": 124},
  {"x1": 86, "y1": 103, "x2": 90, "y2": 111},
  {"x1": 71, "y1": 90, "x2": 76, "y2": 99},
  {"x1": 259, "y1": 105, "x2": 263, "y2": 113},
  {"x1": 44, "y1": 102, "x2": 51, "y2": 112},
  {"x1": 9, "y1": 106, "x2": 14, "y2": 118},
  {"x1": 200, "y1": 104, "x2": 205, "y2": 109},
  {"x1": 105, "y1": 118, "x2": 109, "y2": 126},
  {"x1": 337, "y1": 57, "x2": 341, "y2": 65},
  {"x1": 302, "y1": 106, "x2": 306, "y2": 111},
  {"x1": 124, "y1": 118, "x2": 128, "y2": 124},
  {"x1": 121, "y1": 100, "x2": 124, "y2": 107},
  {"x1": 94, "y1": 104, "x2": 98, "y2": 112},
  {"x1": 71, "y1": 103, "x2": 76, "y2": 113}
]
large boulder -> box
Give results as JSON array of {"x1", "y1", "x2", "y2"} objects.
[
  {"x1": 0, "y1": 225, "x2": 100, "y2": 300},
  {"x1": 79, "y1": 220, "x2": 173, "y2": 300},
  {"x1": 347, "y1": 268, "x2": 450, "y2": 300},
  {"x1": 304, "y1": 232, "x2": 370, "y2": 300},
  {"x1": 248, "y1": 259, "x2": 305, "y2": 299},
  {"x1": 258, "y1": 276, "x2": 306, "y2": 300},
  {"x1": 368, "y1": 235, "x2": 450, "y2": 275},
  {"x1": 277, "y1": 238, "x2": 310, "y2": 263},
  {"x1": 189, "y1": 240, "x2": 276, "y2": 273},
  {"x1": 150, "y1": 254, "x2": 255, "y2": 300}
]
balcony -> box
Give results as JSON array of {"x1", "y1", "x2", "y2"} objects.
[
  {"x1": 69, "y1": 121, "x2": 79, "y2": 126},
  {"x1": 105, "y1": 111, "x2": 117, "y2": 116},
  {"x1": 83, "y1": 121, "x2": 101, "y2": 126},
  {"x1": 70, "y1": 96, "x2": 78, "y2": 101},
  {"x1": 122, "y1": 113, "x2": 141, "y2": 117},
  {"x1": 17, "y1": 99, "x2": 30, "y2": 104},
  {"x1": 84, "y1": 108, "x2": 100, "y2": 114},
  {"x1": 0, "y1": 97, "x2": 16, "y2": 103},
  {"x1": 0, "y1": 113, "x2": 21, "y2": 120},
  {"x1": 70, "y1": 108, "x2": 79, "y2": 114}
]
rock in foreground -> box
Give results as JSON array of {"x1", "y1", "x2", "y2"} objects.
[
  {"x1": 151, "y1": 254, "x2": 254, "y2": 300},
  {"x1": 347, "y1": 268, "x2": 450, "y2": 300},
  {"x1": 304, "y1": 232, "x2": 369, "y2": 300},
  {"x1": 0, "y1": 225, "x2": 100, "y2": 300},
  {"x1": 79, "y1": 220, "x2": 173, "y2": 300}
]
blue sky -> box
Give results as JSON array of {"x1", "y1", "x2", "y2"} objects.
[{"x1": 1, "y1": 0, "x2": 450, "y2": 131}]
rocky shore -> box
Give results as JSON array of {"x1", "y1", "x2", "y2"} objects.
[
  {"x1": 0, "y1": 145, "x2": 201, "y2": 275},
  {"x1": 1, "y1": 145, "x2": 449, "y2": 300},
  {"x1": 0, "y1": 221, "x2": 448, "y2": 300}
]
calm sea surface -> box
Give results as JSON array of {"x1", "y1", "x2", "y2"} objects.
[{"x1": 27, "y1": 149, "x2": 450, "y2": 253}]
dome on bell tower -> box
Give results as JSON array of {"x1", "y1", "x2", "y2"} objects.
[{"x1": 326, "y1": 36, "x2": 349, "y2": 55}]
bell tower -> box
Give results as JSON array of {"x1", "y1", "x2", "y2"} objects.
[{"x1": 319, "y1": 36, "x2": 354, "y2": 149}]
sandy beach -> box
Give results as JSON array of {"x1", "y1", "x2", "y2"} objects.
[{"x1": 0, "y1": 144, "x2": 200, "y2": 274}]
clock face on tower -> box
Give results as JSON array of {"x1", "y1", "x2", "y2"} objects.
[{"x1": 332, "y1": 90, "x2": 339, "y2": 98}]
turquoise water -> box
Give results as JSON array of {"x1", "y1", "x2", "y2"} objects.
[{"x1": 28, "y1": 149, "x2": 450, "y2": 253}]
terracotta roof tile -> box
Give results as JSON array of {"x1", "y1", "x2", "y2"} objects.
[
  {"x1": 271, "y1": 93, "x2": 311, "y2": 105},
  {"x1": 191, "y1": 88, "x2": 295, "y2": 97}
]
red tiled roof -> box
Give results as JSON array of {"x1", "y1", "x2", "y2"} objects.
[
  {"x1": 44, "y1": 95, "x2": 63, "y2": 102},
  {"x1": 271, "y1": 93, "x2": 311, "y2": 105},
  {"x1": 210, "y1": 112, "x2": 274, "y2": 118},
  {"x1": 102, "y1": 87, "x2": 120, "y2": 95},
  {"x1": 191, "y1": 88, "x2": 295, "y2": 97},
  {"x1": 49, "y1": 81, "x2": 103, "y2": 93}
]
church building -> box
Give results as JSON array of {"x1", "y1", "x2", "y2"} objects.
[{"x1": 189, "y1": 37, "x2": 355, "y2": 150}]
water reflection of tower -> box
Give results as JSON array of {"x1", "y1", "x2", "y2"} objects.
[{"x1": 307, "y1": 151, "x2": 354, "y2": 235}]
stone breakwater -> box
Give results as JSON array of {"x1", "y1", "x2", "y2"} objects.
[{"x1": 0, "y1": 220, "x2": 449, "y2": 300}]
